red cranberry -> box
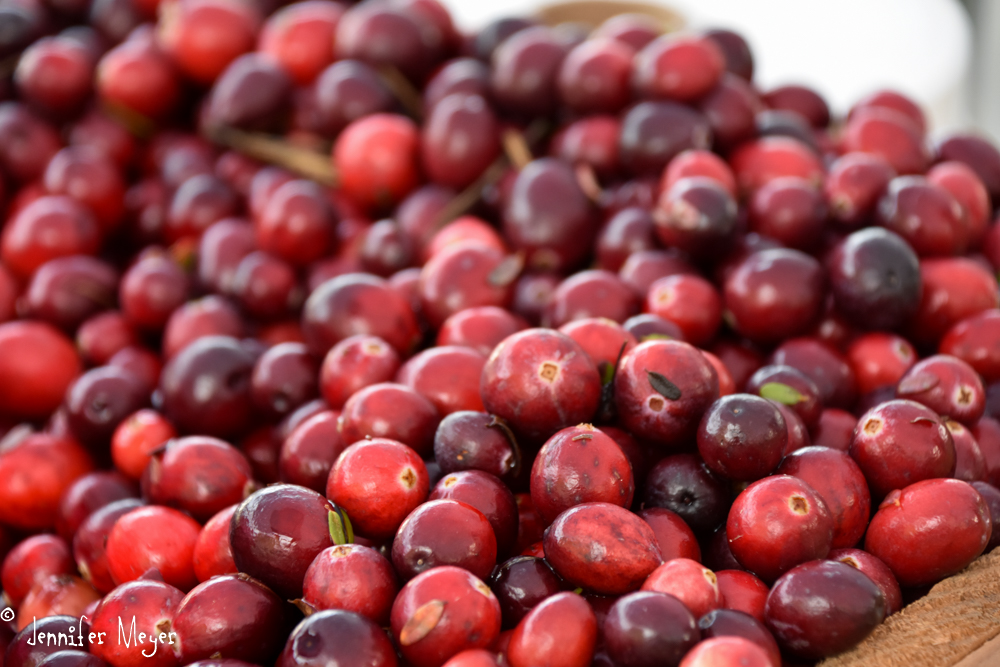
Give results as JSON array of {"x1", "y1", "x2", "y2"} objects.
[
  {"x1": 556, "y1": 38, "x2": 632, "y2": 114},
  {"x1": 638, "y1": 507, "x2": 700, "y2": 562},
  {"x1": 0, "y1": 433, "x2": 94, "y2": 531},
  {"x1": 390, "y1": 566, "x2": 501, "y2": 667},
  {"x1": 489, "y1": 26, "x2": 566, "y2": 117},
  {"x1": 745, "y1": 365, "x2": 822, "y2": 430},
  {"x1": 433, "y1": 411, "x2": 518, "y2": 481},
  {"x1": 0, "y1": 321, "x2": 82, "y2": 420},
  {"x1": 777, "y1": 446, "x2": 871, "y2": 549},
  {"x1": 764, "y1": 559, "x2": 885, "y2": 660},
  {"x1": 851, "y1": 89, "x2": 927, "y2": 135},
  {"x1": 392, "y1": 498, "x2": 497, "y2": 581},
  {"x1": 248, "y1": 342, "x2": 317, "y2": 419},
  {"x1": 192, "y1": 504, "x2": 237, "y2": 583},
  {"x1": 558, "y1": 317, "x2": 637, "y2": 372},
  {"x1": 544, "y1": 502, "x2": 662, "y2": 595},
  {"x1": 768, "y1": 338, "x2": 856, "y2": 409},
  {"x1": 57, "y1": 471, "x2": 137, "y2": 541},
  {"x1": 727, "y1": 475, "x2": 834, "y2": 582},
  {"x1": 1, "y1": 535, "x2": 74, "y2": 608},
  {"x1": 256, "y1": 179, "x2": 335, "y2": 267},
  {"x1": 197, "y1": 219, "x2": 255, "y2": 294},
  {"x1": 36, "y1": 651, "x2": 108, "y2": 667},
  {"x1": 847, "y1": 332, "x2": 916, "y2": 395},
  {"x1": 619, "y1": 250, "x2": 696, "y2": 299},
  {"x1": 545, "y1": 271, "x2": 638, "y2": 329},
  {"x1": 338, "y1": 383, "x2": 439, "y2": 456},
  {"x1": 279, "y1": 609, "x2": 398, "y2": 667},
  {"x1": 107, "y1": 505, "x2": 201, "y2": 590},
  {"x1": 2, "y1": 195, "x2": 101, "y2": 280},
  {"x1": 633, "y1": 34, "x2": 724, "y2": 102},
  {"x1": 230, "y1": 484, "x2": 334, "y2": 599},
  {"x1": 73, "y1": 498, "x2": 144, "y2": 594},
  {"x1": 681, "y1": 636, "x2": 773, "y2": 667},
  {"x1": 865, "y1": 478, "x2": 992, "y2": 587},
  {"x1": 438, "y1": 306, "x2": 528, "y2": 357},
  {"x1": 76, "y1": 311, "x2": 136, "y2": 367},
  {"x1": 278, "y1": 410, "x2": 345, "y2": 492},
  {"x1": 974, "y1": 417, "x2": 1000, "y2": 487},
  {"x1": 490, "y1": 556, "x2": 563, "y2": 629},
  {"x1": 842, "y1": 108, "x2": 929, "y2": 175},
  {"x1": 398, "y1": 346, "x2": 487, "y2": 416},
  {"x1": 971, "y1": 482, "x2": 1000, "y2": 552},
  {"x1": 896, "y1": 354, "x2": 986, "y2": 426},
  {"x1": 171, "y1": 574, "x2": 290, "y2": 664},
  {"x1": 326, "y1": 438, "x2": 429, "y2": 540},
  {"x1": 90, "y1": 578, "x2": 184, "y2": 667},
  {"x1": 431, "y1": 470, "x2": 518, "y2": 556},
  {"x1": 697, "y1": 393, "x2": 787, "y2": 482},
  {"x1": 877, "y1": 176, "x2": 967, "y2": 256},
  {"x1": 908, "y1": 257, "x2": 999, "y2": 347},
  {"x1": 303, "y1": 544, "x2": 398, "y2": 624},
  {"x1": 697, "y1": 609, "x2": 781, "y2": 666},
  {"x1": 335, "y1": 3, "x2": 443, "y2": 82},
  {"x1": 729, "y1": 137, "x2": 823, "y2": 195},
  {"x1": 615, "y1": 340, "x2": 719, "y2": 446},
  {"x1": 937, "y1": 134, "x2": 1000, "y2": 202},
  {"x1": 96, "y1": 38, "x2": 179, "y2": 119},
  {"x1": 64, "y1": 366, "x2": 148, "y2": 449},
  {"x1": 424, "y1": 57, "x2": 490, "y2": 111},
  {"x1": 333, "y1": 113, "x2": 420, "y2": 211},
  {"x1": 763, "y1": 84, "x2": 829, "y2": 127},
  {"x1": 715, "y1": 570, "x2": 768, "y2": 623},
  {"x1": 511, "y1": 273, "x2": 559, "y2": 325},
  {"x1": 646, "y1": 274, "x2": 722, "y2": 346},
  {"x1": 159, "y1": 0, "x2": 259, "y2": 84},
  {"x1": 318, "y1": 334, "x2": 400, "y2": 409},
  {"x1": 929, "y1": 160, "x2": 992, "y2": 248},
  {"x1": 507, "y1": 592, "x2": 596, "y2": 667},
  {"x1": 828, "y1": 548, "x2": 903, "y2": 616},
  {"x1": 111, "y1": 409, "x2": 177, "y2": 480},
  {"x1": 849, "y1": 399, "x2": 956, "y2": 499},
  {"x1": 119, "y1": 253, "x2": 189, "y2": 332},
  {"x1": 595, "y1": 208, "x2": 657, "y2": 272},
  {"x1": 0, "y1": 102, "x2": 62, "y2": 183},
  {"x1": 824, "y1": 152, "x2": 896, "y2": 227},
  {"x1": 941, "y1": 310, "x2": 1000, "y2": 383},
  {"x1": 421, "y1": 93, "x2": 500, "y2": 189},
  {"x1": 642, "y1": 558, "x2": 722, "y2": 619},
  {"x1": 302, "y1": 273, "x2": 420, "y2": 357}
]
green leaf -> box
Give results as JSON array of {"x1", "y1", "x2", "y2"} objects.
[
  {"x1": 641, "y1": 333, "x2": 674, "y2": 342},
  {"x1": 759, "y1": 382, "x2": 805, "y2": 405},
  {"x1": 646, "y1": 370, "x2": 682, "y2": 400},
  {"x1": 599, "y1": 361, "x2": 615, "y2": 386},
  {"x1": 328, "y1": 506, "x2": 354, "y2": 546}
]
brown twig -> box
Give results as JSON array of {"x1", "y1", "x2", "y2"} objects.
[
  {"x1": 204, "y1": 124, "x2": 338, "y2": 187},
  {"x1": 378, "y1": 65, "x2": 425, "y2": 122},
  {"x1": 502, "y1": 127, "x2": 534, "y2": 170}
]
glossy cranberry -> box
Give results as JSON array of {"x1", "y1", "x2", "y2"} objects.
[
  {"x1": 643, "y1": 454, "x2": 730, "y2": 535},
  {"x1": 159, "y1": 336, "x2": 255, "y2": 438},
  {"x1": 745, "y1": 364, "x2": 822, "y2": 430},
  {"x1": 828, "y1": 548, "x2": 903, "y2": 616},
  {"x1": 247, "y1": 343, "x2": 316, "y2": 419},
  {"x1": 20, "y1": 257, "x2": 113, "y2": 331},
  {"x1": 255, "y1": 179, "x2": 335, "y2": 267},
  {"x1": 0, "y1": 322, "x2": 82, "y2": 420},
  {"x1": 975, "y1": 417, "x2": 1000, "y2": 486},
  {"x1": 877, "y1": 176, "x2": 966, "y2": 256},
  {"x1": 941, "y1": 310, "x2": 1000, "y2": 383},
  {"x1": 711, "y1": 571, "x2": 767, "y2": 624},
  {"x1": 490, "y1": 556, "x2": 563, "y2": 629},
  {"x1": 731, "y1": 138, "x2": 824, "y2": 196},
  {"x1": 896, "y1": 354, "x2": 986, "y2": 426},
  {"x1": 280, "y1": 609, "x2": 398, "y2": 667},
  {"x1": 0, "y1": 103, "x2": 61, "y2": 184},
  {"x1": 847, "y1": 332, "x2": 917, "y2": 396},
  {"x1": 824, "y1": 152, "x2": 896, "y2": 228},
  {"x1": 105, "y1": 505, "x2": 200, "y2": 590},
  {"x1": 5, "y1": 616, "x2": 92, "y2": 667},
  {"x1": 553, "y1": 38, "x2": 631, "y2": 114},
  {"x1": 545, "y1": 271, "x2": 638, "y2": 329},
  {"x1": 111, "y1": 409, "x2": 177, "y2": 480},
  {"x1": 316, "y1": 335, "x2": 398, "y2": 409},
  {"x1": 193, "y1": 504, "x2": 238, "y2": 582},
  {"x1": 159, "y1": 0, "x2": 259, "y2": 84},
  {"x1": 392, "y1": 498, "x2": 497, "y2": 581},
  {"x1": 326, "y1": 438, "x2": 429, "y2": 540},
  {"x1": 0, "y1": 434, "x2": 94, "y2": 531},
  {"x1": 618, "y1": 250, "x2": 696, "y2": 300},
  {"x1": 229, "y1": 484, "x2": 334, "y2": 599},
  {"x1": 302, "y1": 273, "x2": 420, "y2": 357},
  {"x1": 594, "y1": 208, "x2": 656, "y2": 272},
  {"x1": 619, "y1": 102, "x2": 712, "y2": 176},
  {"x1": 843, "y1": 107, "x2": 929, "y2": 175},
  {"x1": 708, "y1": 341, "x2": 764, "y2": 393},
  {"x1": 15, "y1": 573, "x2": 98, "y2": 631},
  {"x1": 428, "y1": 469, "x2": 517, "y2": 555},
  {"x1": 643, "y1": 559, "x2": 721, "y2": 620},
  {"x1": 653, "y1": 179, "x2": 737, "y2": 264},
  {"x1": 937, "y1": 134, "x2": 1000, "y2": 202},
  {"x1": 423, "y1": 57, "x2": 490, "y2": 110},
  {"x1": 43, "y1": 148, "x2": 126, "y2": 235},
  {"x1": 335, "y1": 2, "x2": 441, "y2": 82},
  {"x1": 851, "y1": 89, "x2": 927, "y2": 135},
  {"x1": 166, "y1": 175, "x2": 240, "y2": 244},
  {"x1": 391, "y1": 566, "x2": 501, "y2": 667},
  {"x1": 96, "y1": 38, "x2": 179, "y2": 119},
  {"x1": 161, "y1": 297, "x2": 243, "y2": 360},
  {"x1": 119, "y1": 253, "x2": 189, "y2": 332},
  {"x1": 697, "y1": 394, "x2": 787, "y2": 482},
  {"x1": 418, "y1": 243, "x2": 512, "y2": 328},
  {"x1": 488, "y1": 26, "x2": 566, "y2": 117},
  {"x1": 971, "y1": 482, "x2": 1000, "y2": 551},
  {"x1": 760, "y1": 85, "x2": 828, "y2": 128},
  {"x1": 849, "y1": 399, "x2": 956, "y2": 498},
  {"x1": 727, "y1": 475, "x2": 834, "y2": 582},
  {"x1": 544, "y1": 502, "x2": 661, "y2": 595},
  {"x1": 303, "y1": 544, "x2": 397, "y2": 624},
  {"x1": 65, "y1": 366, "x2": 148, "y2": 449},
  {"x1": 507, "y1": 591, "x2": 596, "y2": 667},
  {"x1": 632, "y1": 33, "x2": 723, "y2": 102},
  {"x1": 257, "y1": 0, "x2": 343, "y2": 85},
  {"x1": 90, "y1": 578, "x2": 184, "y2": 667},
  {"x1": 74, "y1": 312, "x2": 134, "y2": 367},
  {"x1": 275, "y1": 410, "x2": 342, "y2": 491},
  {"x1": 57, "y1": 471, "x2": 137, "y2": 541},
  {"x1": 1, "y1": 535, "x2": 74, "y2": 607},
  {"x1": 73, "y1": 498, "x2": 144, "y2": 594},
  {"x1": 929, "y1": 161, "x2": 992, "y2": 248},
  {"x1": 333, "y1": 113, "x2": 420, "y2": 211},
  {"x1": 310, "y1": 59, "x2": 394, "y2": 136},
  {"x1": 866, "y1": 478, "x2": 992, "y2": 587},
  {"x1": 550, "y1": 115, "x2": 621, "y2": 179},
  {"x1": 2, "y1": 195, "x2": 101, "y2": 280},
  {"x1": 437, "y1": 307, "x2": 527, "y2": 357},
  {"x1": 909, "y1": 257, "x2": 1000, "y2": 347},
  {"x1": 338, "y1": 382, "x2": 439, "y2": 456},
  {"x1": 696, "y1": 609, "x2": 781, "y2": 665},
  {"x1": 594, "y1": 591, "x2": 693, "y2": 667},
  {"x1": 615, "y1": 339, "x2": 719, "y2": 446},
  {"x1": 433, "y1": 411, "x2": 518, "y2": 481},
  {"x1": 421, "y1": 93, "x2": 500, "y2": 189}
]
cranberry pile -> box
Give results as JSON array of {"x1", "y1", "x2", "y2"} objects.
[{"x1": 1, "y1": 0, "x2": 1000, "y2": 665}]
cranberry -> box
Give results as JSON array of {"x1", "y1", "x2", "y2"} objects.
[
  {"x1": 763, "y1": 84, "x2": 829, "y2": 127},
  {"x1": 438, "y1": 307, "x2": 528, "y2": 357},
  {"x1": 57, "y1": 471, "x2": 137, "y2": 541},
  {"x1": 619, "y1": 101, "x2": 713, "y2": 176},
  {"x1": 36, "y1": 651, "x2": 108, "y2": 667},
  {"x1": 256, "y1": 179, "x2": 336, "y2": 267},
  {"x1": 937, "y1": 134, "x2": 1000, "y2": 202},
  {"x1": 949, "y1": 419, "x2": 988, "y2": 483},
  {"x1": 5, "y1": 616, "x2": 92, "y2": 667},
  {"x1": 161, "y1": 296, "x2": 244, "y2": 360},
  {"x1": 615, "y1": 340, "x2": 719, "y2": 446},
  {"x1": 257, "y1": 1, "x2": 343, "y2": 85},
  {"x1": 828, "y1": 548, "x2": 903, "y2": 616},
  {"x1": 824, "y1": 152, "x2": 896, "y2": 227},
  {"x1": 941, "y1": 310, "x2": 1000, "y2": 383},
  {"x1": 433, "y1": 411, "x2": 518, "y2": 481},
  {"x1": 0, "y1": 102, "x2": 62, "y2": 183},
  {"x1": 17, "y1": 573, "x2": 101, "y2": 631},
  {"x1": 64, "y1": 366, "x2": 148, "y2": 449},
  {"x1": 73, "y1": 498, "x2": 144, "y2": 594},
  {"x1": 544, "y1": 502, "x2": 662, "y2": 595},
  {"x1": 0, "y1": 321, "x2": 82, "y2": 420},
  {"x1": 338, "y1": 383, "x2": 439, "y2": 456},
  {"x1": 119, "y1": 253, "x2": 189, "y2": 332},
  {"x1": 1, "y1": 535, "x2": 74, "y2": 608},
  {"x1": 908, "y1": 256, "x2": 1000, "y2": 347},
  {"x1": 0, "y1": 434, "x2": 94, "y2": 532},
  {"x1": 431, "y1": 470, "x2": 518, "y2": 556},
  {"x1": 765, "y1": 559, "x2": 885, "y2": 660},
  {"x1": 697, "y1": 609, "x2": 781, "y2": 665},
  {"x1": 229, "y1": 484, "x2": 333, "y2": 599},
  {"x1": 249, "y1": 343, "x2": 317, "y2": 419},
  {"x1": 642, "y1": 557, "x2": 722, "y2": 619},
  {"x1": 159, "y1": 0, "x2": 259, "y2": 84},
  {"x1": 302, "y1": 273, "x2": 420, "y2": 357},
  {"x1": 727, "y1": 475, "x2": 834, "y2": 582},
  {"x1": 595, "y1": 208, "x2": 657, "y2": 272},
  {"x1": 975, "y1": 417, "x2": 1000, "y2": 486},
  {"x1": 847, "y1": 332, "x2": 917, "y2": 395},
  {"x1": 489, "y1": 26, "x2": 566, "y2": 117},
  {"x1": 729, "y1": 137, "x2": 824, "y2": 195},
  {"x1": 2, "y1": 195, "x2": 101, "y2": 280},
  {"x1": 392, "y1": 498, "x2": 497, "y2": 581},
  {"x1": 776, "y1": 446, "x2": 871, "y2": 549},
  {"x1": 877, "y1": 176, "x2": 967, "y2": 256},
  {"x1": 390, "y1": 566, "x2": 501, "y2": 667},
  {"x1": 96, "y1": 38, "x2": 180, "y2": 119},
  {"x1": 90, "y1": 578, "x2": 184, "y2": 667},
  {"x1": 106, "y1": 505, "x2": 201, "y2": 590},
  {"x1": 192, "y1": 504, "x2": 237, "y2": 583},
  {"x1": 971, "y1": 482, "x2": 1000, "y2": 551},
  {"x1": 865, "y1": 478, "x2": 992, "y2": 587},
  {"x1": 715, "y1": 570, "x2": 769, "y2": 623},
  {"x1": 112, "y1": 409, "x2": 177, "y2": 480},
  {"x1": 637, "y1": 507, "x2": 700, "y2": 562},
  {"x1": 507, "y1": 591, "x2": 596, "y2": 667},
  {"x1": 335, "y1": 3, "x2": 443, "y2": 82},
  {"x1": 929, "y1": 161, "x2": 992, "y2": 248},
  {"x1": 197, "y1": 219, "x2": 255, "y2": 294},
  {"x1": 643, "y1": 454, "x2": 730, "y2": 535},
  {"x1": 333, "y1": 113, "x2": 420, "y2": 211},
  {"x1": 851, "y1": 89, "x2": 927, "y2": 135},
  {"x1": 849, "y1": 399, "x2": 956, "y2": 498},
  {"x1": 680, "y1": 636, "x2": 773, "y2": 667},
  {"x1": 423, "y1": 57, "x2": 490, "y2": 110},
  {"x1": 279, "y1": 609, "x2": 398, "y2": 667},
  {"x1": 896, "y1": 354, "x2": 986, "y2": 426},
  {"x1": 842, "y1": 108, "x2": 929, "y2": 175},
  {"x1": 303, "y1": 544, "x2": 398, "y2": 624},
  {"x1": 421, "y1": 94, "x2": 500, "y2": 189},
  {"x1": 490, "y1": 556, "x2": 563, "y2": 628},
  {"x1": 697, "y1": 394, "x2": 787, "y2": 482},
  {"x1": 326, "y1": 438, "x2": 429, "y2": 540},
  {"x1": 277, "y1": 410, "x2": 343, "y2": 492},
  {"x1": 171, "y1": 574, "x2": 289, "y2": 664}
]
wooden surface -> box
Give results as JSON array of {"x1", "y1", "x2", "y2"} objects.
[{"x1": 819, "y1": 549, "x2": 1000, "y2": 667}]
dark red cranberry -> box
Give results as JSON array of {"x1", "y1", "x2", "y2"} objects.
[
  {"x1": 335, "y1": 2, "x2": 442, "y2": 81},
  {"x1": 748, "y1": 177, "x2": 826, "y2": 250},
  {"x1": 165, "y1": 175, "x2": 240, "y2": 244},
  {"x1": 207, "y1": 53, "x2": 291, "y2": 131},
  {"x1": 769, "y1": 338, "x2": 856, "y2": 409},
  {"x1": 433, "y1": 411, "x2": 518, "y2": 481},
  {"x1": 603, "y1": 591, "x2": 697, "y2": 667},
  {"x1": 556, "y1": 38, "x2": 632, "y2": 114},
  {"x1": 280, "y1": 609, "x2": 398, "y2": 667},
  {"x1": 970, "y1": 482, "x2": 1000, "y2": 552},
  {"x1": 703, "y1": 29, "x2": 753, "y2": 80},
  {"x1": 812, "y1": 408, "x2": 857, "y2": 452},
  {"x1": 697, "y1": 393, "x2": 787, "y2": 482},
  {"x1": 193, "y1": 504, "x2": 238, "y2": 582},
  {"x1": 56, "y1": 471, "x2": 137, "y2": 542},
  {"x1": 36, "y1": 651, "x2": 107, "y2": 667},
  {"x1": 249, "y1": 343, "x2": 317, "y2": 419},
  {"x1": 849, "y1": 399, "x2": 956, "y2": 499},
  {"x1": 163, "y1": 295, "x2": 245, "y2": 360},
  {"x1": 824, "y1": 152, "x2": 896, "y2": 227},
  {"x1": 278, "y1": 410, "x2": 345, "y2": 492},
  {"x1": 896, "y1": 354, "x2": 986, "y2": 426},
  {"x1": 327, "y1": 438, "x2": 429, "y2": 540},
  {"x1": 941, "y1": 310, "x2": 1000, "y2": 384},
  {"x1": 727, "y1": 475, "x2": 834, "y2": 582},
  {"x1": 431, "y1": 469, "x2": 518, "y2": 555},
  {"x1": 715, "y1": 570, "x2": 769, "y2": 623},
  {"x1": 697, "y1": 609, "x2": 781, "y2": 666},
  {"x1": 2, "y1": 195, "x2": 101, "y2": 280},
  {"x1": 652, "y1": 177, "x2": 737, "y2": 262},
  {"x1": 303, "y1": 544, "x2": 398, "y2": 624},
  {"x1": 0, "y1": 102, "x2": 62, "y2": 183},
  {"x1": 65, "y1": 366, "x2": 148, "y2": 449},
  {"x1": 545, "y1": 270, "x2": 638, "y2": 328},
  {"x1": 489, "y1": 26, "x2": 566, "y2": 117},
  {"x1": 937, "y1": 134, "x2": 1000, "y2": 202},
  {"x1": 119, "y1": 253, "x2": 189, "y2": 332},
  {"x1": 19, "y1": 256, "x2": 115, "y2": 333},
  {"x1": 422, "y1": 93, "x2": 500, "y2": 189},
  {"x1": 230, "y1": 484, "x2": 334, "y2": 599},
  {"x1": 865, "y1": 478, "x2": 992, "y2": 587},
  {"x1": 544, "y1": 502, "x2": 661, "y2": 595},
  {"x1": 619, "y1": 249, "x2": 696, "y2": 299},
  {"x1": 877, "y1": 176, "x2": 966, "y2": 256},
  {"x1": 615, "y1": 340, "x2": 719, "y2": 445},
  {"x1": 481, "y1": 328, "x2": 601, "y2": 442},
  {"x1": 311, "y1": 59, "x2": 394, "y2": 137},
  {"x1": 159, "y1": 336, "x2": 256, "y2": 438},
  {"x1": 764, "y1": 559, "x2": 885, "y2": 660},
  {"x1": 359, "y1": 220, "x2": 414, "y2": 277},
  {"x1": 1, "y1": 534, "x2": 74, "y2": 608},
  {"x1": 699, "y1": 74, "x2": 761, "y2": 150},
  {"x1": 619, "y1": 101, "x2": 712, "y2": 175},
  {"x1": 595, "y1": 207, "x2": 656, "y2": 272},
  {"x1": 44, "y1": 148, "x2": 126, "y2": 234},
  {"x1": 7, "y1": 616, "x2": 94, "y2": 667},
  {"x1": 256, "y1": 179, "x2": 335, "y2": 267},
  {"x1": 392, "y1": 498, "x2": 497, "y2": 581},
  {"x1": 338, "y1": 382, "x2": 439, "y2": 456},
  {"x1": 507, "y1": 591, "x2": 596, "y2": 667},
  {"x1": 828, "y1": 548, "x2": 903, "y2": 616},
  {"x1": 424, "y1": 57, "x2": 491, "y2": 110},
  {"x1": 490, "y1": 556, "x2": 563, "y2": 629},
  {"x1": 419, "y1": 242, "x2": 513, "y2": 328},
  {"x1": 171, "y1": 573, "x2": 290, "y2": 664},
  {"x1": 704, "y1": 530, "x2": 745, "y2": 578},
  {"x1": 73, "y1": 498, "x2": 144, "y2": 594},
  {"x1": 643, "y1": 454, "x2": 730, "y2": 535},
  {"x1": 745, "y1": 364, "x2": 822, "y2": 430}
]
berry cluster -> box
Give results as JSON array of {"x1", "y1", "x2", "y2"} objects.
[{"x1": 1, "y1": 1, "x2": 1000, "y2": 666}]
